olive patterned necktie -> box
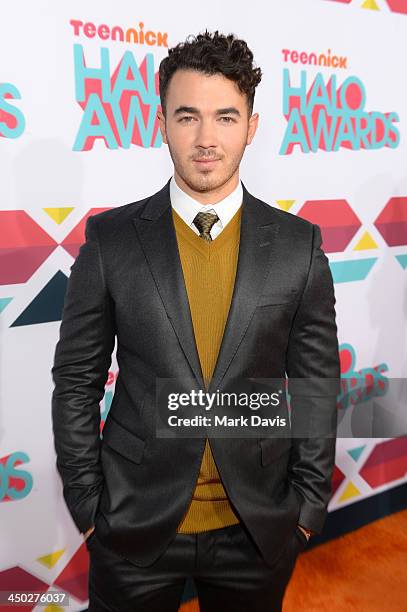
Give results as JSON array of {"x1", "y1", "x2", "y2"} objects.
[{"x1": 193, "y1": 211, "x2": 220, "y2": 242}]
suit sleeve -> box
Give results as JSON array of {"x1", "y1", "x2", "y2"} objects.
[
  {"x1": 51, "y1": 215, "x2": 115, "y2": 534},
  {"x1": 285, "y1": 223, "x2": 341, "y2": 535}
]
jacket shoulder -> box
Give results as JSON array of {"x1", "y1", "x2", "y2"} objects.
[
  {"x1": 87, "y1": 195, "x2": 150, "y2": 227},
  {"x1": 253, "y1": 194, "x2": 316, "y2": 235}
]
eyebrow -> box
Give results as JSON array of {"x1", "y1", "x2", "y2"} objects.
[{"x1": 173, "y1": 106, "x2": 241, "y2": 117}]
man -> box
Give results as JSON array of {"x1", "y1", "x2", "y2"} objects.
[{"x1": 51, "y1": 30, "x2": 340, "y2": 611}]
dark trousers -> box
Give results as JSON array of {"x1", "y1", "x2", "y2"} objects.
[{"x1": 86, "y1": 521, "x2": 307, "y2": 611}]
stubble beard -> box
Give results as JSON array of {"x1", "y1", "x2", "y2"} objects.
[{"x1": 169, "y1": 147, "x2": 243, "y2": 194}]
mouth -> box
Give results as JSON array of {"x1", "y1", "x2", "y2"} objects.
[{"x1": 193, "y1": 158, "x2": 221, "y2": 167}]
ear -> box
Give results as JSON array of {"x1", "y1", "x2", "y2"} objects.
[
  {"x1": 247, "y1": 112, "x2": 259, "y2": 145},
  {"x1": 157, "y1": 109, "x2": 168, "y2": 145}
]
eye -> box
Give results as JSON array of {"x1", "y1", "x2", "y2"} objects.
[
  {"x1": 179, "y1": 116, "x2": 195, "y2": 123},
  {"x1": 219, "y1": 116, "x2": 235, "y2": 123}
]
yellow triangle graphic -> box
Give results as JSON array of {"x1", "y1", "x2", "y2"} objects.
[
  {"x1": 339, "y1": 481, "x2": 361, "y2": 502},
  {"x1": 353, "y1": 231, "x2": 378, "y2": 251},
  {"x1": 275, "y1": 200, "x2": 295, "y2": 212},
  {"x1": 43, "y1": 207, "x2": 74, "y2": 224},
  {"x1": 37, "y1": 548, "x2": 65, "y2": 568},
  {"x1": 44, "y1": 605, "x2": 65, "y2": 612},
  {"x1": 361, "y1": 0, "x2": 380, "y2": 10}
]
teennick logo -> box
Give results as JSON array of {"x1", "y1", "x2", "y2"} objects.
[{"x1": 71, "y1": 16, "x2": 167, "y2": 152}]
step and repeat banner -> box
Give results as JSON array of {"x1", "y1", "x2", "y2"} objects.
[{"x1": 1, "y1": 0, "x2": 406, "y2": 609}]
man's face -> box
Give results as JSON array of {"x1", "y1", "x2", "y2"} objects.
[{"x1": 157, "y1": 69, "x2": 259, "y2": 197}]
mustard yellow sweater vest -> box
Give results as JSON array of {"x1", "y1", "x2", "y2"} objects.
[{"x1": 172, "y1": 205, "x2": 242, "y2": 533}]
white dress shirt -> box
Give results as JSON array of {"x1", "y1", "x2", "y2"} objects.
[{"x1": 169, "y1": 175, "x2": 243, "y2": 240}]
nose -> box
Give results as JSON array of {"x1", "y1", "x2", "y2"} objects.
[{"x1": 195, "y1": 119, "x2": 218, "y2": 149}]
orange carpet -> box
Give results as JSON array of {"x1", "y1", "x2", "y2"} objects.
[{"x1": 180, "y1": 509, "x2": 407, "y2": 611}]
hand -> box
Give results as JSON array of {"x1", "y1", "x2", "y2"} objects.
[
  {"x1": 297, "y1": 524, "x2": 312, "y2": 541},
  {"x1": 83, "y1": 525, "x2": 95, "y2": 541}
]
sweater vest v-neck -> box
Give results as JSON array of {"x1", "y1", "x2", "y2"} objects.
[{"x1": 171, "y1": 204, "x2": 242, "y2": 533}]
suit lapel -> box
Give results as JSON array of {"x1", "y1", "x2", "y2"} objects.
[
  {"x1": 208, "y1": 184, "x2": 279, "y2": 393},
  {"x1": 132, "y1": 178, "x2": 280, "y2": 392},
  {"x1": 132, "y1": 179, "x2": 205, "y2": 389}
]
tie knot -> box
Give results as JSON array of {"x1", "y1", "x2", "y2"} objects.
[{"x1": 193, "y1": 211, "x2": 220, "y2": 242}]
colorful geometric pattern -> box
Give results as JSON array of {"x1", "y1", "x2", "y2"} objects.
[
  {"x1": 361, "y1": 0, "x2": 380, "y2": 10},
  {"x1": 0, "y1": 566, "x2": 51, "y2": 609},
  {"x1": 385, "y1": 0, "x2": 407, "y2": 14},
  {"x1": 0, "y1": 543, "x2": 198, "y2": 610},
  {"x1": 43, "y1": 207, "x2": 74, "y2": 225},
  {"x1": 37, "y1": 550, "x2": 65, "y2": 570},
  {"x1": 395, "y1": 254, "x2": 407, "y2": 269},
  {"x1": 60, "y1": 207, "x2": 112, "y2": 259},
  {"x1": 297, "y1": 199, "x2": 361, "y2": 252},
  {"x1": 353, "y1": 231, "x2": 378, "y2": 251},
  {"x1": 0, "y1": 297, "x2": 13, "y2": 312},
  {"x1": 360, "y1": 437, "x2": 407, "y2": 488},
  {"x1": 0, "y1": 211, "x2": 57, "y2": 285},
  {"x1": 52, "y1": 543, "x2": 91, "y2": 604},
  {"x1": 374, "y1": 197, "x2": 407, "y2": 247},
  {"x1": 10, "y1": 272, "x2": 68, "y2": 327},
  {"x1": 331, "y1": 437, "x2": 407, "y2": 505},
  {"x1": 348, "y1": 445, "x2": 367, "y2": 462},
  {"x1": 327, "y1": 0, "x2": 407, "y2": 13},
  {"x1": 332, "y1": 464, "x2": 346, "y2": 497},
  {"x1": 0, "y1": 198, "x2": 405, "y2": 323},
  {"x1": 329, "y1": 257, "x2": 378, "y2": 283},
  {"x1": 0, "y1": 543, "x2": 91, "y2": 608},
  {"x1": 275, "y1": 199, "x2": 296, "y2": 212},
  {"x1": 338, "y1": 480, "x2": 361, "y2": 502},
  {"x1": 330, "y1": 339, "x2": 406, "y2": 505}
]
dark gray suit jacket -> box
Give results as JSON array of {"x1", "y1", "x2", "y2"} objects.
[{"x1": 51, "y1": 177, "x2": 340, "y2": 567}]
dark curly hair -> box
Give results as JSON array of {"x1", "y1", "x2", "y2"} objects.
[{"x1": 159, "y1": 30, "x2": 262, "y2": 118}]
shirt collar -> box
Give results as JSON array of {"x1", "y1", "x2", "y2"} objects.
[{"x1": 169, "y1": 175, "x2": 243, "y2": 229}]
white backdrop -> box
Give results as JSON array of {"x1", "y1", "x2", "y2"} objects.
[{"x1": 1, "y1": 0, "x2": 406, "y2": 608}]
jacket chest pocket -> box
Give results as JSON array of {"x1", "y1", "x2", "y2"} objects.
[{"x1": 256, "y1": 288, "x2": 299, "y2": 307}]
